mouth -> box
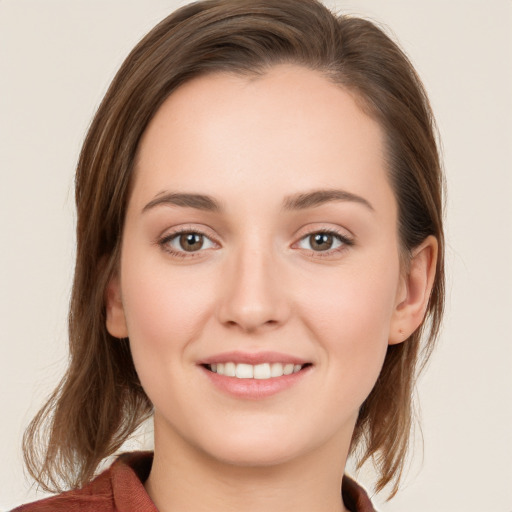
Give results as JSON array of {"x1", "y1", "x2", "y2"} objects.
[
  {"x1": 198, "y1": 352, "x2": 313, "y2": 398},
  {"x1": 203, "y1": 362, "x2": 311, "y2": 380}
]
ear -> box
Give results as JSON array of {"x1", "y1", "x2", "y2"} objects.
[
  {"x1": 389, "y1": 235, "x2": 438, "y2": 345},
  {"x1": 105, "y1": 273, "x2": 128, "y2": 338}
]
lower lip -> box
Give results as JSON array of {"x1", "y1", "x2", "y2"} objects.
[{"x1": 201, "y1": 366, "x2": 311, "y2": 399}]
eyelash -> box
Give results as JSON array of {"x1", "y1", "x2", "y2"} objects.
[
  {"x1": 157, "y1": 227, "x2": 217, "y2": 259},
  {"x1": 157, "y1": 227, "x2": 354, "y2": 259},
  {"x1": 295, "y1": 228, "x2": 354, "y2": 258}
]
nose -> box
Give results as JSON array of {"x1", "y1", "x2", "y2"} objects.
[{"x1": 217, "y1": 242, "x2": 290, "y2": 333}]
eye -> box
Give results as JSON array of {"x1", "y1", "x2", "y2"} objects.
[
  {"x1": 161, "y1": 231, "x2": 216, "y2": 254},
  {"x1": 296, "y1": 231, "x2": 352, "y2": 253}
]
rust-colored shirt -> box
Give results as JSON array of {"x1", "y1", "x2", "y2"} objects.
[{"x1": 14, "y1": 451, "x2": 376, "y2": 512}]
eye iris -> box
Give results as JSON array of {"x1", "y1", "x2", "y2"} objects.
[
  {"x1": 179, "y1": 233, "x2": 203, "y2": 252},
  {"x1": 310, "y1": 233, "x2": 333, "y2": 251}
]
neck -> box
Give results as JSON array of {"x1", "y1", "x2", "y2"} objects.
[{"x1": 145, "y1": 421, "x2": 351, "y2": 512}]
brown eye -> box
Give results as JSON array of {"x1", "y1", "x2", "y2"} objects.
[
  {"x1": 162, "y1": 231, "x2": 216, "y2": 254},
  {"x1": 296, "y1": 231, "x2": 350, "y2": 254},
  {"x1": 179, "y1": 233, "x2": 204, "y2": 252},
  {"x1": 309, "y1": 233, "x2": 334, "y2": 251}
]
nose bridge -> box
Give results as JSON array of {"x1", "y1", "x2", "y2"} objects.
[{"x1": 218, "y1": 232, "x2": 288, "y2": 332}]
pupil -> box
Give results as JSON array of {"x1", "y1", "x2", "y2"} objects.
[
  {"x1": 180, "y1": 233, "x2": 203, "y2": 252},
  {"x1": 311, "y1": 233, "x2": 332, "y2": 251}
]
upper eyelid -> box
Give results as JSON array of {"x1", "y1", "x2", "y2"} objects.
[
  {"x1": 158, "y1": 224, "x2": 219, "y2": 242},
  {"x1": 299, "y1": 227, "x2": 350, "y2": 237},
  {"x1": 158, "y1": 225, "x2": 351, "y2": 239}
]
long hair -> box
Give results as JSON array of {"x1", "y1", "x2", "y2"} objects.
[{"x1": 23, "y1": 0, "x2": 444, "y2": 498}]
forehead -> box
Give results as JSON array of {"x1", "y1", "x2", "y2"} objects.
[{"x1": 132, "y1": 64, "x2": 394, "y2": 217}]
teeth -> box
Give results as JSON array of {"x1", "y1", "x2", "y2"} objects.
[
  {"x1": 235, "y1": 363, "x2": 253, "y2": 379},
  {"x1": 209, "y1": 362, "x2": 304, "y2": 379},
  {"x1": 225, "y1": 362, "x2": 236, "y2": 377},
  {"x1": 254, "y1": 363, "x2": 270, "y2": 379},
  {"x1": 283, "y1": 363, "x2": 294, "y2": 375},
  {"x1": 270, "y1": 363, "x2": 284, "y2": 377}
]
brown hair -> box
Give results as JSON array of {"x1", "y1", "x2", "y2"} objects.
[{"x1": 23, "y1": 0, "x2": 444, "y2": 499}]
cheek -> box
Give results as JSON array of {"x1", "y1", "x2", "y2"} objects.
[
  {"x1": 296, "y1": 259, "x2": 400, "y2": 395},
  {"x1": 119, "y1": 253, "x2": 216, "y2": 362},
  {"x1": 119, "y1": 255, "x2": 221, "y2": 416},
  {"x1": 300, "y1": 259, "x2": 399, "y2": 338}
]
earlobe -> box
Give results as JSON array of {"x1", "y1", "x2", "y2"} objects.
[
  {"x1": 105, "y1": 274, "x2": 129, "y2": 338},
  {"x1": 389, "y1": 235, "x2": 438, "y2": 345}
]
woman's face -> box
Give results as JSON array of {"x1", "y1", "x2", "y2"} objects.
[{"x1": 107, "y1": 64, "x2": 408, "y2": 468}]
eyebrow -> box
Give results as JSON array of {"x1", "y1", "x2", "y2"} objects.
[
  {"x1": 142, "y1": 188, "x2": 374, "y2": 214},
  {"x1": 282, "y1": 189, "x2": 374, "y2": 212},
  {"x1": 142, "y1": 192, "x2": 223, "y2": 213}
]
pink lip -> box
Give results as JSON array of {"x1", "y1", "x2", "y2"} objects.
[
  {"x1": 198, "y1": 352, "x2": 313, "y2": 400},
  {"x1": 198, "y1": 351, "x2": 309, "y2": 366}
]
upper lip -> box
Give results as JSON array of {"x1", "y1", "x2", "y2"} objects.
[{"x1": 198, "y1": 351, "x2": 310, "y2": 366}]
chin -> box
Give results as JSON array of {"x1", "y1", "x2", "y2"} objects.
[
  {"x1": 207, "y1": 442, "x2": 302, "y2": 468},
  {"x1": 194, "y1": 424, "x2": 329, "y2": 469}
]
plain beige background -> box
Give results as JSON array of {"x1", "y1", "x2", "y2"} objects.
[{"x1": 1, "y1": 1, "x2": 511, "y2": 510}]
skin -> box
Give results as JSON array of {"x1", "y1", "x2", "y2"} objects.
[{"x1": 106, "y1": 64, "x2": 437, "y2": 512}]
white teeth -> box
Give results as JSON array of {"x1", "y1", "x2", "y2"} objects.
[
  {"x1": 235, "y1": 363, "x2": 253, "y2": 379},
  {"x1": 270, "y1": 363, "x2": 284, "y2": 377},
  {"x1": 224, "y1": 362, "x2": 236, "y2": 377},
  {"x1": 209, "y1": 362, "x2": 305, "y2": 379},
  {"x1": 253, "y1": 363, "x2": 271, "y2": 379},
  {"x1": 283, "y1": 363, "x2": 294, "y2": 375}
]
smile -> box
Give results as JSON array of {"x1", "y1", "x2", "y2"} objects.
[
  {"x1": 207, "y1": 362, "x2": 305, "y2": 379},
  {"x1": 200, "y1": 352, "x2": 312, "y2": 398}
]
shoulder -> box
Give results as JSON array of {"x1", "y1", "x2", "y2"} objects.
[
  {"x1": 12, "y1": 451, "x2": 155, "y2": 512},
  {"x1": 12, "y1": 469, "x2": 114, "y2": 512}
]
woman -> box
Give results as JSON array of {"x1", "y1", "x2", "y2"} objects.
[{"x1": 15, "y1": 0, "x2": 444, "y2": 510}]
